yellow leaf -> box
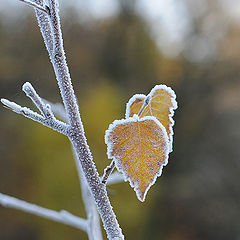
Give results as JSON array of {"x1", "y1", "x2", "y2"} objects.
[
  {"x1": 105, "y1": 115, "x2": 169, "y2": 201},
  {"x1": 125, "y1": 94, "x2": 146, "y2": 119},
  {"x1": 126, "y1": 85, "x2": 177, "y2": 152}
]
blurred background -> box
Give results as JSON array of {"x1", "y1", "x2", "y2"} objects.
[{"x1": 0, "y1": 0, "x2": 240, "y2": 239}]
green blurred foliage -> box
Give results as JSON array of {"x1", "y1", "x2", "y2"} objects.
[{"x1": 1, "y1": 2, "x2": 240, "y2": 240}]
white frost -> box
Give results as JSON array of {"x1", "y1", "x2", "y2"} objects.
[
  {"x1": 105, "y1": 115, "x2": 170, "y2": 202},
  {"x1": 125, "y1": 93, "x2": 146, "y2": 118},
  {"x1": 1, "y1": 98, "x2": 23, "y2": 114},
  {"x1": 22, "y1": 81, "x2": 33, "y2": 93},
  {"x1": 3, "y1": 1, "x2": 126, "y2": 239},
  {"x1": 148, "y1": 84, "x2": 178, "y2": 152},
  {"x1": 125, "y1": 84, "x2": 178, "y2": 152},
  {"x1": 105, "y1": 114, "x2": 140, "y2": 159},
  {"x1": 0, "y1": 193, "x2": 88, "y2": 231}
]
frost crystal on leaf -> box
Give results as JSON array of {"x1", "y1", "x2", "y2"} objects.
[
  {"x1": 125, "y1": 84, "x2": 177, "y2": 152},
  {"x1": 105, "y1": 115, "x2": 169, "y2": 201},
  {"x1": 105, "y1": 84, "x2": 177, "y2": 201}
]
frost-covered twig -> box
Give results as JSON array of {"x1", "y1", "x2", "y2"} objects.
[
  {"x1": 45, "y1": 1, "x2": 124, "y2": 239},
  {"x1": 72, "y1": 148, "x2": 103, "y2": 240},
  {"x1": 45, "y1": 100, "x2": 123, "y2": 237},
  {"x1": 34, "y1": 0, "x2": 54, "y2": 55},
  {"x1": 23, "y1": 82, "x2": 55, "y2": 119},
  {"x1": 44, "y1": 100, "x2": 68, "y2": 122},
  {"x1": 45, "y1": 101, "x2": 123, "y2": 186},
  {"x1": 19, "y1": 0, "x2": 49, "y2": 14},
  {"x1": 102, "y1": 160, "x2": 116, "y2": 184},
  {"x1": 1, "y1": 98, "x2": 68, "y2": 135},
  {"x1": 0, "y1": 193, "x2": 88, "y2": 231},
  {"x1": 43, "y1": 98, "x2": 103, "y2": 240},
  {"x1": 14, "y1": 0, "x2": 124, "y2": 239}
]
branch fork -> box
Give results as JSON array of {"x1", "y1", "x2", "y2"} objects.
[
  {"x1": 19, "y1": 0, "x2": 50, "y2": 14},
  {"x1": 1, "y1": 82, "x2": 69, "y2": 136}
]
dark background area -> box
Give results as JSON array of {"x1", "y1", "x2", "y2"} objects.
[{"x1": 0, "y1": 0, "x2": 240, "y2": 239}]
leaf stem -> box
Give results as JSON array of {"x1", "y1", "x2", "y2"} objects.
[
  {"x1": 138, "y1": 95, "x2": 151, "y2": 117},
  {"x1": 102, "y1": 160, "x2": 116, "y2": 184},
  {"x1": 22, "y1": 82, "x2": 54, "y2": 119}
]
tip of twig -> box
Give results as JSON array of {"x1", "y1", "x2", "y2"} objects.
[
  {"x1": 1, "y1": 98, "x2": 9, "y2": 106},
  {"x1": 1, "y1": 98, "x2": 21, "y2": 113},
  {"x1": 1, "y1": 99, "x2": 14, "y2": 111},
  {"x1": 22, "y1": 82, "x2": 32, "y2": 92}
]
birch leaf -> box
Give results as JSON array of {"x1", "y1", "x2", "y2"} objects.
[
  {"x1": 105, "y1": 115, "x2": 169, "y2": 202},
  {"x1": 125, "y1": 94, "x2": 146, "y2": 119},
  {"x1": 126, "y1": 85, "x2": 177, "y2": 152}
]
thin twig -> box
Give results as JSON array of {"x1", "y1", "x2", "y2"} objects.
[
  {"x1": 23, "y1": 82, "x2": 54, "y2": 119},
  {"x1": 0, "y1": 193, "x2": 88, "y2": 231},
  {"x1": 47, "y1": 1, "x2": 124, "y2": 239},
  {"x1": 72, "y1": 147, "x2": 103, "y2": 240},
  {"x1": 44, "y1": 100, "x2": 68, "y2": 122},
  {"x1": 102, "y1": 160, "x2": 116, "y2": 184},
  {"x1": 34, "y1": 0, "x2": 54, "y2": 56},
  {"x1": 1, "y1": 98, "x2": 69, "y2": 135},
  {"x1": 19, "y1": 0, "x2": 49, "y2": 14},
  {"x1": 3, "y1": 0, "x2": 125, "y2": 239}
]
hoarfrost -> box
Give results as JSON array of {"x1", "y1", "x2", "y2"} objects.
[
  {"x1": 125, "y1": 93, "x2": 146, "y2": 118},
  {"x1": 125, "y1": 84, "x2": 177, "y2": 152},
  {"x1": 148, "y1": 85, "x2": 177, "y2": 152},
  {"x1": 105, "y1": 115, "x2": 170, "y2": 201}
]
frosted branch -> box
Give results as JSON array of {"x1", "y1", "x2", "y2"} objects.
[
  {"x1": 43, "y1": 1, "x2": 124, "y2": 239},
  {"x1": 23, "y1": 82, "x2": 54, "y2": 120},
  {"x1": 0, "y1": 193, "x2": 88, "y2": 231},
  {"x1": 72, "y1": 147, "x2": 103, "y2": 240},
  {"x1": 102, "y1": 160, "x2": 116, "y2": 184},
  {"x1": 19, "y1": 0, "x2": 49, "y2": 14},
  {"x1": 6, "y1": 1, "x2": 125, "y2": 239},
  {"x1": 1, "y1": 98, "x2": 68, "y2": 135},
  {"x1": 44, "y1": 100, "x2": 68, "y2": 122}
]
